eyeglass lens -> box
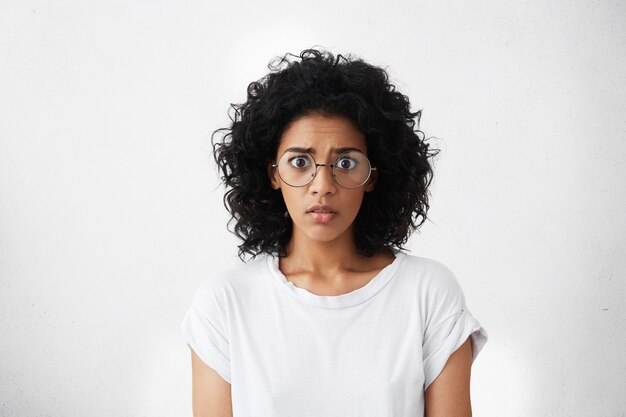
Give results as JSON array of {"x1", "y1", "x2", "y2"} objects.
[{"x1": 276, "y1": 151, "x2": 372, "y2": 188}]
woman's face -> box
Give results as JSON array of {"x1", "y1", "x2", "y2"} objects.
[{"x1": 269, "y1": 113, "x2": 377, "y2": 247}]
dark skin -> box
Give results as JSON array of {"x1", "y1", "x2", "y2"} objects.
[
  {"x1": 189, "y1": 113, "x2": 475, "y2": 416},
  {"x1": 425, "y1": 337, "x2": 474, "y2": 417}
]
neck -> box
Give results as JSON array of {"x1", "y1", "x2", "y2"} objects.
[{"x1": 282, "y1": 228, "x2": 364, "y2": 275}]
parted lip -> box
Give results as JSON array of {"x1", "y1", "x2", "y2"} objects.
[{"x1": 306, "y1": 204, "x2": 337, "y2": 213}]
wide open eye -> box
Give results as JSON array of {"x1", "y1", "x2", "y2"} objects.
[
  {"x1": 288, "y1": 155, "x2": 312, "y2": 169},
  {"x1": 335, "y1": 156, "x2": 357, "y2": 170}
]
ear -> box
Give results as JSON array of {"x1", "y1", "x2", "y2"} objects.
[
  {"x1": 268, "y1": 162, "x2": 281, "y2": 190},
  {"x1": 364, "y1": 169, "x2": 378, "y2": 192}
]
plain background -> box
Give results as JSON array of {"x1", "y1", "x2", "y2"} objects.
[{"x1": 1, "y1": 0, "x2": 625, "y2": 416}]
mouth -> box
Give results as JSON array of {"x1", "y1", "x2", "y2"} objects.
[
  {"x1": 306, "y1": 205, "x2": 337, "y2": 214},
  {"x1": 308, "y1": 212, "x2": 336, "y2": 223},
  {"x1": 306, "y1": 205, "x2": 337, "y2": 223}
]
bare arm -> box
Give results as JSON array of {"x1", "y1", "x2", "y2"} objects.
[
  {"x1": 424, "y1": 337, "x2": 474, "y2": 417},
  {"x1": 190, "y1": 347, "x2": 233, "y2": 417}
]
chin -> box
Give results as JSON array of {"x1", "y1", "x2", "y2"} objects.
[{"x1": 295, "y1": 223, "x2": 354, "y2": 244}]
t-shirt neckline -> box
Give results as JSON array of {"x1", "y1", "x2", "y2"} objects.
[{"x1": 265, "y1": 251, "x2": 406, "y2": 309}]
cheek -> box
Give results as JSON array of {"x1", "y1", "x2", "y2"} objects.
[
  {"x1": 280, "y1": 188, "x2": 301, "y2": 210},
  {"x1": 343, "y1": 192, "x2": 366, "y2": 214}
]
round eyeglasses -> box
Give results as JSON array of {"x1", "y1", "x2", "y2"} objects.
[{"x1": 271, "y1": 150, "x2": 376, "y2": 189}]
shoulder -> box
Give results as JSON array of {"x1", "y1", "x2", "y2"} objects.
[
  {"x1": 190, "y1": 255, "x2": 269, "y2": 306},
  {"x1": 397, "y1": 252, "x2": 461, "y2": 290},
  {"x1": 396, "y1": 252, "x2": 467, "y2": 307}
]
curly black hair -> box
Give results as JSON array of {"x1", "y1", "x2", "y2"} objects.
[{"x1": 212, "y1": 48, "x2": 440, "y2": 260}]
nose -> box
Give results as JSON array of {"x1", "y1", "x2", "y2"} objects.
[{"x1": 309, "y1": 164, "x2": 337, "y2": 195}]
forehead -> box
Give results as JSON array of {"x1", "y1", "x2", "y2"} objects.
[{"x1": 277, "y1": 113, "x2": 366, "y2": 155}]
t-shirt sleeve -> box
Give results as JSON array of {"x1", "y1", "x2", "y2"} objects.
[
  {"x1": 180, "y1": 278, "x2": 231, "y2": 384},
  {"x1": 421, "y1": 262, "x2": 488, "y2": 391}
]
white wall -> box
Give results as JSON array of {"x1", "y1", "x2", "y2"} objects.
[{"x1": 1, "y1": 0, "x2": 625, "y2": 415}]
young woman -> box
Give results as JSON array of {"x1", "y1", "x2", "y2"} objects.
[{"x1": 182, "y1": 49, "x2": 488, "y2": 417}]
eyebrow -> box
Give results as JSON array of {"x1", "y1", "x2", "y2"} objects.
[{"x1": 283, "y1": 146, "x2": 364, "y2": 154}]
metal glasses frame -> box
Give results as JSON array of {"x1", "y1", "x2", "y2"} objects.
[{"x1": 271, "y1": 151, "x2": 377, "y2": 189}]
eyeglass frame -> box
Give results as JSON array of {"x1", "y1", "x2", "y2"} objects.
[{"x1": 270, "y1": 150, "x2": 377, "y2": 189}]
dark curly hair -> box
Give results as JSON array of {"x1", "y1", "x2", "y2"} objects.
[{"x1": 212, "y1": 48, "x2": 440, "y2": 260}]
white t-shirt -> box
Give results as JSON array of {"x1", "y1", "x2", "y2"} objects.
[{"x1": 181, "y1": 251, "x2": 488, "y2": 417}]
